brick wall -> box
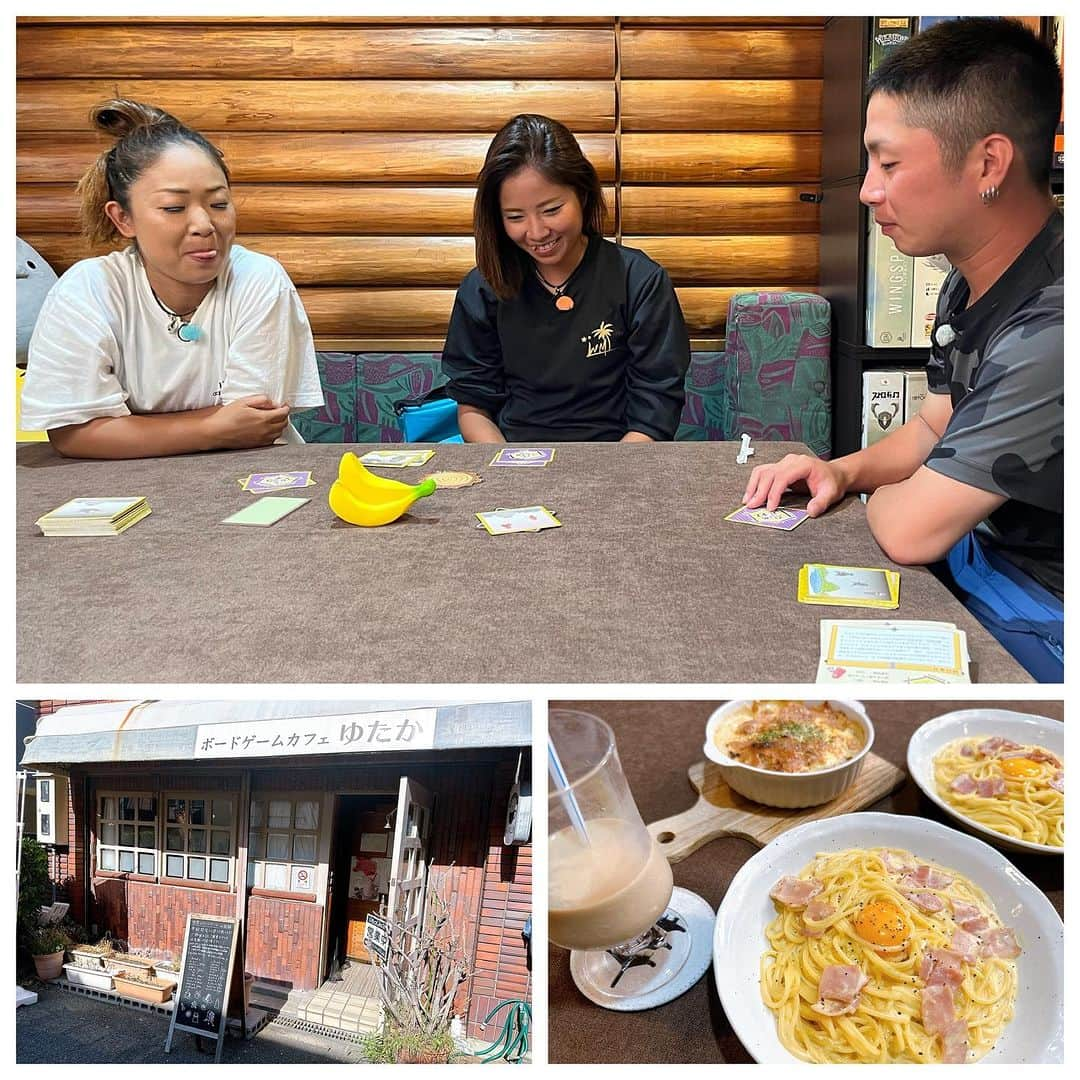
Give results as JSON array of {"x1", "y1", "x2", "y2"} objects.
[
  {"x1": 93, "y1": 878, "x2": 233, "y2": 961},
  {"x1": 246, "y1": 896, "x2": 324, "y2": 990},
  {"x1": 467, "y1": 758, "x2": 532, "y2": 1036}
]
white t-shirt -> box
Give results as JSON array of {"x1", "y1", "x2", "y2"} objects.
[{"x1": 22, "y1": 243, "x2": 325, "y2": 441}]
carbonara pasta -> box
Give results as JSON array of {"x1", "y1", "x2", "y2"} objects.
[
  {"x1": 934, "y1": 735, "x2": 1063, "y2": 848},
  {"x1": 761, "y1": 848, "x2": 1020, "y2": 1064}
]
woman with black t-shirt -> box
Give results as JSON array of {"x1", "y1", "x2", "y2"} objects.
[{"x1": 442, "y1": 114, "x2": 691, "y2": 443}]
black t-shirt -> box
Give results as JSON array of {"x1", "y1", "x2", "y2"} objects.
[
  {"x1": 925, "y1": 211, "x2": 1063, "y2": 597},
  {"x1": 441, "y1": 235, "x2": 691, "y2": 441}
]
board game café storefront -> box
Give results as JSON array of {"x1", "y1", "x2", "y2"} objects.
[{"x1": 20, "y1": 699, "x2": 533, "y2": 1039}]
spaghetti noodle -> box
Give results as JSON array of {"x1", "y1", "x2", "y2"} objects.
[
  {"x1": 934, "y1": 736, "x2": 1063, "y2": 848},
  {"x1": 760, "y1": 847, "x2": 1019, "y2": 1064}
]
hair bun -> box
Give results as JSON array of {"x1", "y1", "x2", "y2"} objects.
[{"x1": 91, "y1": 98, "x2": 176, "y2": 140}]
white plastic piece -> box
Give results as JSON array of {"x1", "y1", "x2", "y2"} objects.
[
  {"x1": 16, "y1": 985, "x2": 38, "y2": 1007},
  {"x1": 736, "y1": 433, "x2": 755, "y2": 465}
]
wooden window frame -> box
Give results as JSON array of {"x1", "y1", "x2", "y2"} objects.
[
  {"x1": 96, "y1": 791, "x2": 158, "y2": 878},
  {"x1": 161, "y1": 791, "x2": 238, "y2": 889},
  {"x1": 248, "y1": 793, "x2": 321, "y2": 896}
]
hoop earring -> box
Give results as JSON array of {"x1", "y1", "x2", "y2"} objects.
[{"x1": 980, "y1": 185, "x2": 1000, "y2": 205}]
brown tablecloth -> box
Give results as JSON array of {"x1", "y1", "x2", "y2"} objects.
[
  {"x1": 17, "y1": 442, "x2": 1029, "y2": 682},
  {"x1": 548, "y1": 699, "x2": 1064, "y2": 1064}
]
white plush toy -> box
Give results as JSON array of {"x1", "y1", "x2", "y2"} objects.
[{"x1": 16, "y1": 237, "x2": 58, "y2": 367}]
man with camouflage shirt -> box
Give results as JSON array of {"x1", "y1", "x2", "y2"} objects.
[{"x1": 743, "y1": 18, "x2": 1063, "y2": 679}]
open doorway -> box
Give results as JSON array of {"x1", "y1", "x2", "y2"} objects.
[{"x1": 325, "y1": 794, "x2": 398, "y2": 984}]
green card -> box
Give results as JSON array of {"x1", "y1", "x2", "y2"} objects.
[{"x1": 221, "y1": 496, "x2": 310, "y2": 527}]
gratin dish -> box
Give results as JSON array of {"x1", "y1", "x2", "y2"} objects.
[{"x1": 703, "y1": 700, "x2": 874, "y2": 808}]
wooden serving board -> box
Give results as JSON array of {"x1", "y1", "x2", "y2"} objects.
[{"x1": 646, "y1": 753, "x2": 905, "y2": 863}]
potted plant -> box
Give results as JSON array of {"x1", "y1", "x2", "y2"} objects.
[
  {"x1": 69, "y1": 939, "x2": 114, "y2": 970},
  {"x1": 104, "y1": 950, "x2": 155, "y2": 976},
  {"x1": 63, "y1": 960, "x2": 115, "y2": 991},
  {"x1": 29, "y1": 926, "x2": 69, "y2": 981},
  {"x1": 113, "y1": 969, "x2": 174, "y2": 1004},
  {"x1": 363, "y1": 874, "x2": 469, "y2": 1065}
]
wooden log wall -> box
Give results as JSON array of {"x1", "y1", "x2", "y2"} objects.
[{"x1": 16, "y1": 17, "x2": 823, "y2": 351}]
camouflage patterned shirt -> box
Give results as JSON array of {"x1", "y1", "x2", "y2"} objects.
[{"x1": 925, "y1": 211, "x2": 1063, "y2": 598}]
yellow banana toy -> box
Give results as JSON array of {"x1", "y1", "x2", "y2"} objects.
[{"x1": 329, "y1": 452, "x2": 436, "y2": 527}]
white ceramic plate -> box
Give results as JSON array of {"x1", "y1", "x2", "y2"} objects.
[
  {"x1": 907, "y1": 709, "x2": 1064, "y2": 855},
  {"x1": 713, "y1": 812, "x2": 1064, "y2": 1064}
]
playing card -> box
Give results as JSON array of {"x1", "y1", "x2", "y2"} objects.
[
  {"x1": 725, "y1": 504, "x2": 810, "y2": 531},
  {"x1": 488, "y1": 448, "x2": 555, "y2": 467},
  {"x1": 221, "y1": 497, "x2": 310, "y2": 527},
  {"x1": 475, "y1": 505, "x2": 562, "y2": 534},
  {"x1": 359, "y1": 449, "x2": 435, "y2": 467},
  {"x1": 239, "y1": 471, "x2": 314, "y2": 494},
  {"x1": 798, "y1": 563, "x2": 900, "y2": 608}
]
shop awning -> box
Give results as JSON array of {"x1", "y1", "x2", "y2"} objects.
[{"x1": 20, "y1": 699, "x2": 532, "y2": 769}]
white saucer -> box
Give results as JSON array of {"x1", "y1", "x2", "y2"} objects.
[{"x1": 569, "y1": 887, "x2": 714, "y2": 1011}]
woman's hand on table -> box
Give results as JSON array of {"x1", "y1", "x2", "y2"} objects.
[{"x1": 206, "y1": 395, "x2": 291, "y2": 448}]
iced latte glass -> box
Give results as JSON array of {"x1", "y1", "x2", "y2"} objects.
[{"x1": 548, "y1": 709, "x2": 713, "y2": 1009}]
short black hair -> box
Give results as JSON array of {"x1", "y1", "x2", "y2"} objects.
[{"x1": 867, "y1": 17, "x2": 1061, "y2": 186}]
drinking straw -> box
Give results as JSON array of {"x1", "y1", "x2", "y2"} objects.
[{"x1": 548, "y1": 738, "x2": 590, "y2": 845}]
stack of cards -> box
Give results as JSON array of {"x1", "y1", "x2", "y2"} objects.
[
  {"x1": 798, "y1": 563, "x2": 900, "y2": 609},
  {"x1": 36, "y1": 497, "x2": 151, "y2": 536},
  {"x1": 359, "y1": 449, "x2": 435, "y2": 468},
  {"x1": 476, "y1": 506, "x2": 562, "y2": 535},
  {"x1": 489, "y1": 448, "x2": 555, "y2": 467},
  {"x1": 816, "y1": 619, "x2": 971, "y2": 684}
]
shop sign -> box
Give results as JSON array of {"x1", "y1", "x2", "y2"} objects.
[
  {"x1": 194, "y1": 710, "x2": 437, "y2": 759},
  {"x1": 364, "y1": 913, "x2": 391, "y2": 964}
]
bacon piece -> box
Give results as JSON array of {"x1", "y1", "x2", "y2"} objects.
[
  {"x1": 949, "y1": 928, "x2": 980, "y2": 963},
  {"x1": 921, "y1": 983, "x2": 956, "y2": 1035},
  {"x1": 920, "y1": 948, "x2": 964, "y2": 987},
  {"x1": 980, "y1": 927, "x2": 1022, "y2": 959},
  {"x1": 904, "y1": 890, "x2": 947, "y2": 914},
  {"x1": 1049, "y1": 772, "x2": 1065, "y2": 793},
  {"x1": 881, "y1": 851, "x2": 913, "y2": 875},
  {"x1": 959, "y1": 743, "x2": 976, "y2": 758},
  {"x1": 976, "y1": 777, "x2": 1007, "y2": 798},
  {"x1": 949, "y1": 773, "x2": 977, "y2": 795},
  {"x1": 769, "y1": 876, "x2": 823, "y2": 909},
  {"x1": 940, "y1": 1019, "x2": 970, "y2": 1064},
  {"x1": 1028, "y1": 749, "x2": 1062, "y2": 768},
  {"x1": 951, "y1": 900, "x2": 991, "y2": 934},
  {"x1": 902, "y1": 864, "x2": 954, "y2": 889},
  {"x1": 802, "y1": 898, "x2": 836, "y2": 937},
  {"x1": 811, "y1": 964, "x2": 868, "y2": 1016},
  {"x1": 978, "y1": 736, "x2": 1022, "y2": 757}
]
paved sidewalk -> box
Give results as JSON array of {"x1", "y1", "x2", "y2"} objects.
[{"x1": 16, "y1": 983, "x2": 369, "y2": 1064}]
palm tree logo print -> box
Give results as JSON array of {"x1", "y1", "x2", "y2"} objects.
[{"x1": 582, "y1": 321, "x2": 615, "y2": 357}]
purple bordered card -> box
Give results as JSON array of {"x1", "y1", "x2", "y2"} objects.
[
  {"x1": 241, "y1": 471, "x2": 314, "y2": 494},
  {"x1": 488, "y1": 448, "x2": 555, "y2": 467},
  {"x1": 725, "y1": 505, "x2": 810, "y2": 531}
]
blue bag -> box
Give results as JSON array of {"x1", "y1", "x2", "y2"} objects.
[{"x1": 396, "y1": 393, "x2": 463, "y2": 443}]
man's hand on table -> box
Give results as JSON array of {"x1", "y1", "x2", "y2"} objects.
[{"x1": 743, "y1": 454, "x2": 850, "y2": 517}]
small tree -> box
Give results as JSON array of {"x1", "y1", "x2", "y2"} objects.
[
  {"x1": 17, "y1": 838, "x2": 51, "y2": 953},
  {"x1": 365, "y1": 871, "x2": 472, "y2": 1062}
]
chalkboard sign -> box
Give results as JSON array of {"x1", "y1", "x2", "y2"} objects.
[{"x1": 165, "y1": 914, "x2": 239, "y2": 1063}]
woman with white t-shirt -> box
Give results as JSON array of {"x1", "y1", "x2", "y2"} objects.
[{"x1": 22, "y1": 99, "x2": 324, "y2": 457}]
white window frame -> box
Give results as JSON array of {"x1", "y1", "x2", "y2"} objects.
[
  {"x1": 162, "y1": 792, "x2": 237, "y2": 887},
  {"x1": 97, "y1": 791, "x2": 158, "y2": 877},
  {"x1": 248, "y1": 794, "x2": 321, "y2": 895}
]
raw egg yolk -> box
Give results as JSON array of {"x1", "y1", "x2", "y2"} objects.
[
  {"x1": 854, "y1": 900, "x2": 909, "y2": 948},
  {"x1": 1000, "y1": 758, "x2": 1041, "y2": 779}
]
